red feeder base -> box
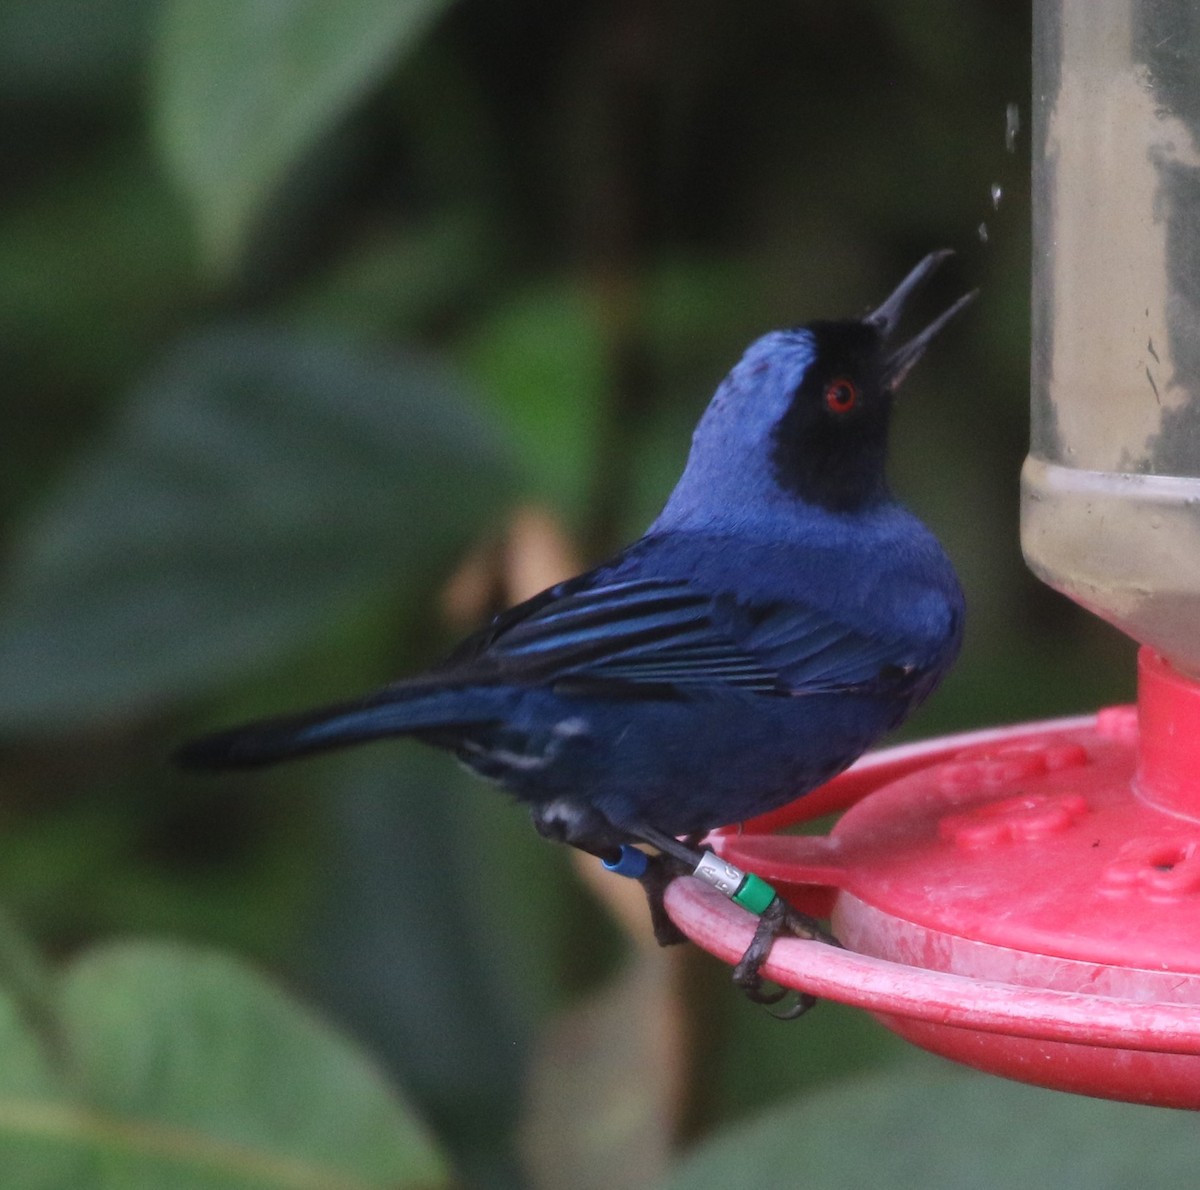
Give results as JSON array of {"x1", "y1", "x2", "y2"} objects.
[{"x1": 665, "y1": 647, "x2": 1200, "y2": 1108}]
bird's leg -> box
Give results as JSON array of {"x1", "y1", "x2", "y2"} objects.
[
  {"x1": 530, "y1": 801, "x2": 690, "y2": 945},
  {"x1": 619, "y1": 848, "x2": 690, "y2": 947},
  {"x1": 622, "y1": 824, "x2": 707, "y2": 947},
  {"x1": 630, "y1": 822, "x2": 839, "y2": 1018},
  {"x1": 538, "y1": 805, "x2": 840, "y2": 1008}
]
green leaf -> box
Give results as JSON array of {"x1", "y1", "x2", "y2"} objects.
[
  {"x1": 662, "y1": 1058, "x2": 1200, "y2": 1190},
  {"x1": 461, "y1": 284, "x2": 609, "y2": 521},
  {"x1": 0, "y1": 0, "x2": 155, "y2": 98},
  {"x1": 0, "y1": 958, "x2": 85, "y2": 1188},
  {"x1": 0, "y1": 328, "x2": 513, "y2": 731},
  {"x1": 0, "y1": 147, "x2": 194, "y2": 392},
  {"x1": 0, "y1": 941, "x2": 447, "y2": 1189},
  {"x1": 153, "y1": 0, "x2": 450, "y2": 270},
  {"x1": 306, "y1": 747, "x2": 582, "y2": 1184},
  {"x1": 286, "y1": 208, "x2": 501, "y2": 342}
]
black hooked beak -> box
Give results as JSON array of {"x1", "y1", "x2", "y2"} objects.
[{"x1": 866, "y1": 250, "x2": 977, "y2": 390}]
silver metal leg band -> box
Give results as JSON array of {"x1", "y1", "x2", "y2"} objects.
[{"x1": 692, "y1": 851, "x2": 747, "y2": 898}]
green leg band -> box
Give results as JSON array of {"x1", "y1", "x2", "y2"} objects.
[{"x1": 732, "y1": 872, "x2": 777, "y2": 915}]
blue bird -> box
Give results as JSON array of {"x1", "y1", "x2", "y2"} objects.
[{"x1": 178, "y1": 251, "x2": 972, "y2": 1009}]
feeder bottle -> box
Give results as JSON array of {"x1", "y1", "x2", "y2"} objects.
[{"x1": 664, "y1": 0, "x2": 1200, "y2": 1109}]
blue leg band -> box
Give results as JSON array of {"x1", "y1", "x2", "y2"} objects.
[{"x1": 602, "y1": 844, "x2": 650, "y2": 879}]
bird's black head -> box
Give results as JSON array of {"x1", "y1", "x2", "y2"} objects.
[
  {"x1": 655, "y1": 252, "x2": 974, "y2": 534},
  {"x1": 770, "y1": 251, "x2": 975, "y2": 514},
  {"x1": 770, "y1": 319, "x2": 894, "y2": 513}
]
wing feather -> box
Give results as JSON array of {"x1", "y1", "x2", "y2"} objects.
[{"x1": 437, "y1": 571, "x2": 929, "y2": 698}]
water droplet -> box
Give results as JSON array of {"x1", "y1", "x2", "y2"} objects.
[
  {"x1": 1005, "y1": 103, "x2": 1020, "y2": 152},
  {"x1": 990, "y1": 182, "x2": 1003, "y2": 209},
  {"x1": 977, "y1": 221, "x2": 989, "y2": 243},
  {"x1": 1150, "y1": 515, "x2": 1163, "y2": 530}
]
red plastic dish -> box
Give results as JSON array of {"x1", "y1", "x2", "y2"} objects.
[{"x1": 665, "y1": 648, "x2": 1200, "y2": 1107}]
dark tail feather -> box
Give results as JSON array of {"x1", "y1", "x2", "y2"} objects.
[{"x1": 175, "y1": 685, "x2": 496, "y2": 771}]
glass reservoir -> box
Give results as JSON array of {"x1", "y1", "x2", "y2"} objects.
[{"x1": 1022, "y1": 0, "x2": 1200, "y2": 675}]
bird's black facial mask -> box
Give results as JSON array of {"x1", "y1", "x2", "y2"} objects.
[
  {"x1": 769, "y1": 251, "x2": 975, "y2": 514},
  {"x1": 770, "y1": 321, "x2": 892, "y2": 513}
]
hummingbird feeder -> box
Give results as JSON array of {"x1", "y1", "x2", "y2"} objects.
[{"x1": 665, "y1": 0, "x2": 1200, "y2": 1108}]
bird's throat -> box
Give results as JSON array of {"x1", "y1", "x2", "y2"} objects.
[{"x1": 770, "y1": 421, "x2": 891, "y2": 513}]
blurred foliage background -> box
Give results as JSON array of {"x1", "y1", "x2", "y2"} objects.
[{"x1": 0, "y1": 1, "x2": 1184, "y2": 1188}]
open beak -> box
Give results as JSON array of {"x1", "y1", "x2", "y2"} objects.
[{"x1": 866, "y1": 250, "x2": 977, "y2": 390}]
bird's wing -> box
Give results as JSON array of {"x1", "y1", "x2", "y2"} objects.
[
  {"x1": 439, "y1": 573, "x2": 929, "y2": 698},
  {"x1": 738, "y1": 599, "x2": 930, "y2": 694}
]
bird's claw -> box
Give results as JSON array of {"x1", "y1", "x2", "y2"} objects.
[
  {"x1": 731, "y1": 895, "x2": 839, "y2": 1018},
  {"x1": 590, "y1": 825, "x2": 836, "y2": 1017}
]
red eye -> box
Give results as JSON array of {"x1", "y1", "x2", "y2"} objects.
[{"x1": 824, "y1": 377, "x2": 858, "y2": 413}]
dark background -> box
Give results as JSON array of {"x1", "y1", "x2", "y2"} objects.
[{"x1": 0, "y1": 2, "x2": 1151, "y2": 1187}]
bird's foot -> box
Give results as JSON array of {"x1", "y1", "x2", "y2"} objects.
[
  {"x1": 731, "y1": 896, "x2": 840, "y2": 1019},
  {"x1": 597, "y1": 824, "x2": 840, "y2": 1016},
  {"x1": 544, "y1": 808, "x2": 838, "y2": 1011}
]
